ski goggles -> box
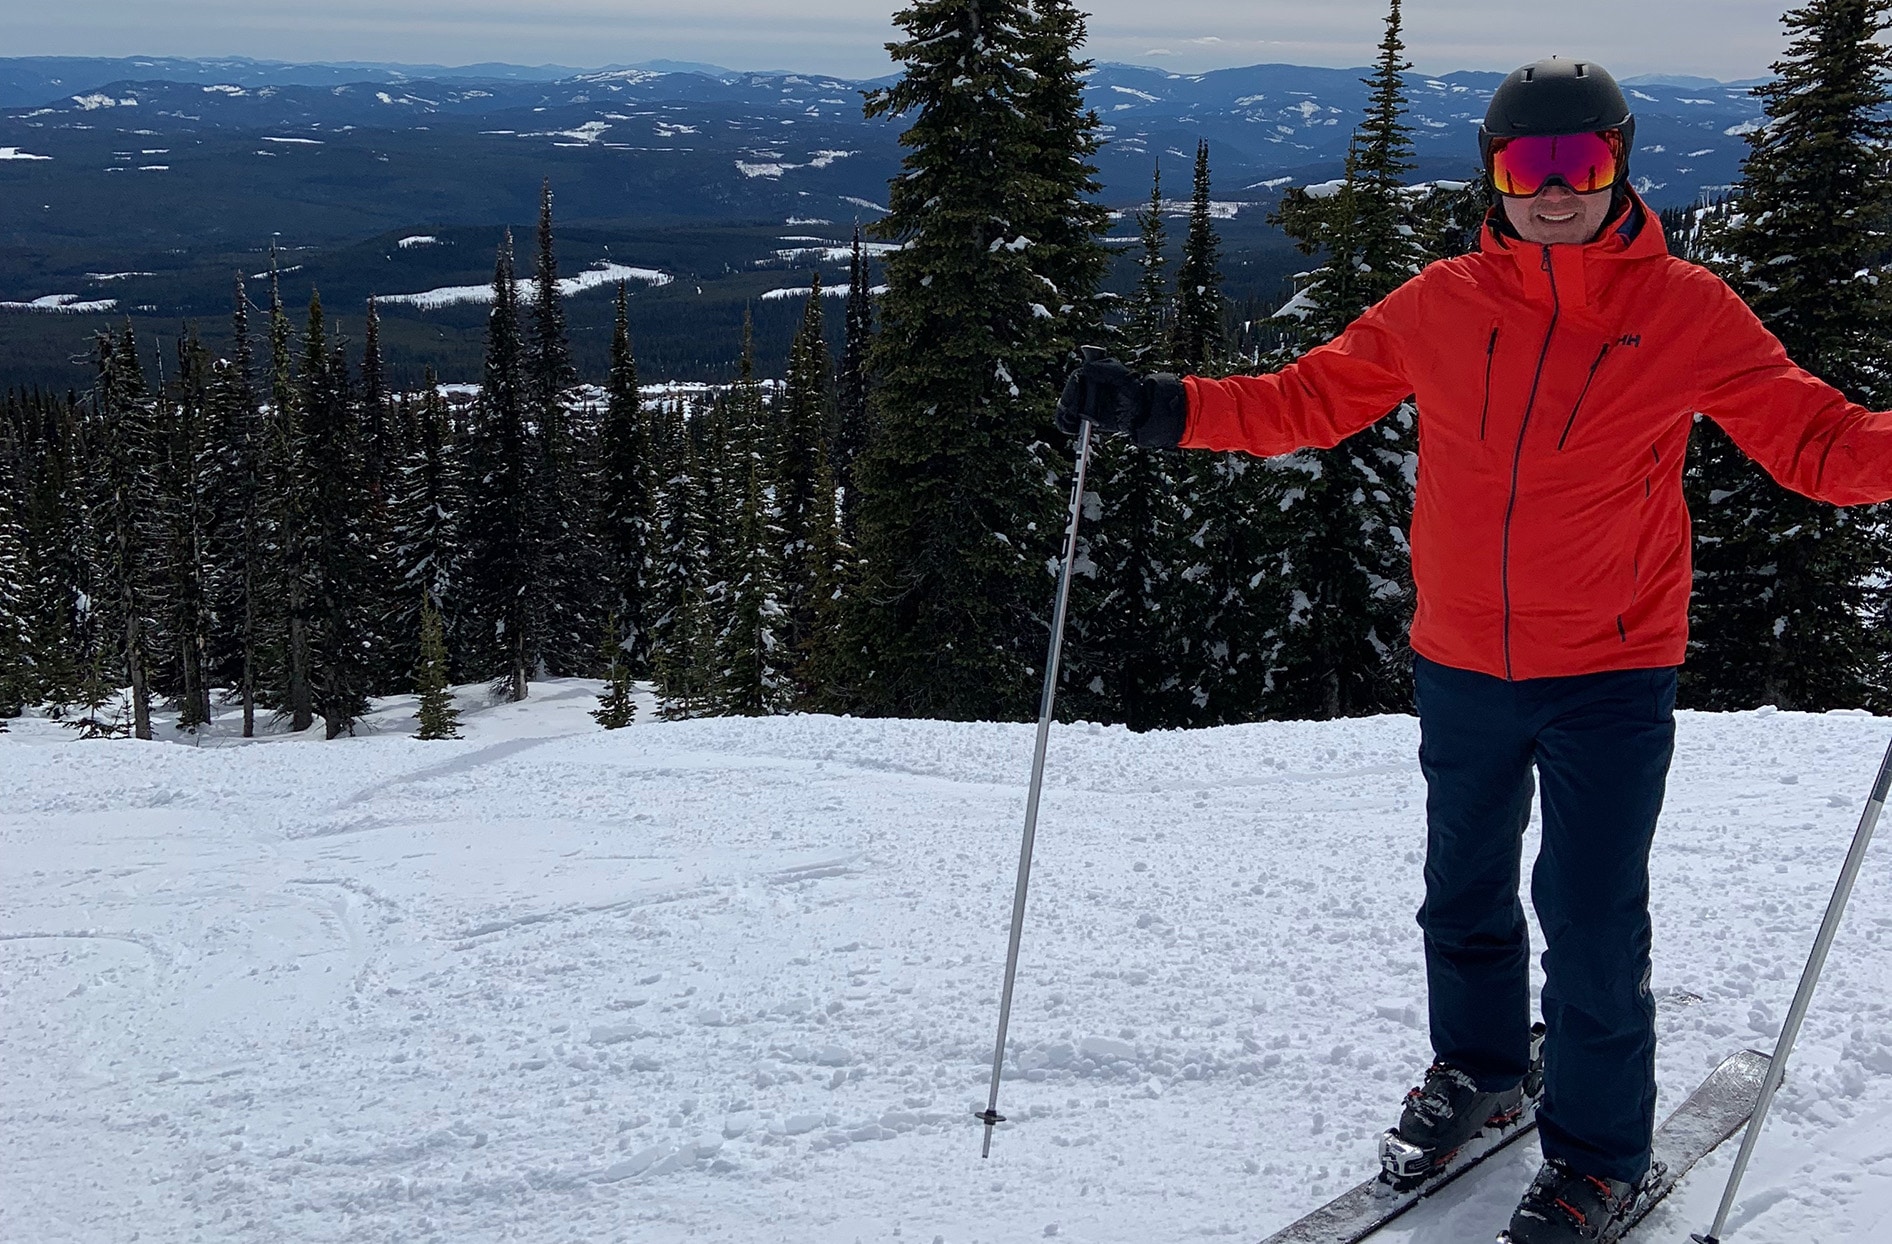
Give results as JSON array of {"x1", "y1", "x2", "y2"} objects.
[{"x1": 1485, "y1": 129, "x2": 1628, "y2": 197}]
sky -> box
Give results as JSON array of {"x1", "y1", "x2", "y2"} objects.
[{"x1": 10, "y1": 0, "x2": 1802, "y2": 82}]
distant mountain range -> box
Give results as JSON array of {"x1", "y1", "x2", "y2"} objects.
[{"x1": 0, "y1": 54, "x2": 1770, "y2": 390}]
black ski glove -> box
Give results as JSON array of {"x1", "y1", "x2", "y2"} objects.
[{"x1": 1054, "y1": 357, "x2": 1189, "y2": 449}]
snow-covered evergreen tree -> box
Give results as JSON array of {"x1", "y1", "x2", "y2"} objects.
[
  {"x1": 598, "y1": 283, "x2": 655, "y2": 676},
  {"x1": 651, "y1": 403, "x2": 716, "y2": 719},
  {"x1": 206, "y1": 275, "x2": 267, "y2": 735},
  {"x1": 1163, "y1": 143, "x2": 1281, "y2": 724},
  {"x1": 157, "y1": 333, "x2": 215, "y2": 732},
  {"x1": 300, "y1": 293, "x2": 372, "y2": 738},
  {"x1": 1244, "y1": 0, "x2": 1424, "y2": 721},
  {"x1": 709, "y1": 318, "x2": 791, "y2": 715},
  {"x1": 833, "y1": 228, "x2": 876, "y2": 541},
  {"x1": 263, "y1": 261, "x2": 317, "y2": 732},
  {"x1": 775, "y1": 273, "x2": 833, "y2": 694},
  {"x1": 390, "y1": 373, "x2": 461, "y2": 650},
  {"x1": 0, "y1": 410, "x2": 29, "y2": 725},
  {"x1": 1020, "y1": 0, "x2": 1113, "y2": 354},
  {"x1": 1064, "y1": 163, "x2": 1189, "y2": 729},
  {"x1": 1689, "y1": 0, "x2": 1892, "y2": 710},
  {"x1": 847, "y1": 0, "x2": 1088, "y2": 720},
  {"x1": 87, "y1": 327, "x2": 160, "y2": 739},
  {"x1": 591, "y1": 611, "x2": 637, "y2": 729},
  {"x1": 413, "y1": 591, "x2": 460, "y2": 740},
  {"x1": 462, "y1": 232, "x2": 538, "y2": 701},
  {"x1": 527, "y1": 180, "x2": 597, "y2": 677}
]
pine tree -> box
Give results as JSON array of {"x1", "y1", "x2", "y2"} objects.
[
  {"x1": 1161, "y1": 144, "x2": 1279, "y2": 724},
  {"x1": 1241, "y1": 0, "x2": 1424, "y2": 721},
  {"x1": 4, "y1": 389, "x2": 84, "y2": 715},
  {"x1": 651, "y1": 403, "x2": 716, "y2": 719},
  {"x1": 776, "y1": 273, "x2": 833, "y2": 694},
  {"x1": 264, "y1": 260, "x2": 316, "y2": 732},
  {"x1": 391, "y1": 372, "x2": 461, "y2": 682},
  {"x1": 1689, "y1": 0, "x2": 1892, "y2": 710},
  {"x1": 1170, "y1": 141, "x2": 1226, "y2": 373},
  {"x1": 834, "y1": 228, "x2": 876, "y2": 540},
  {"x1": 462, "y1": 232, "x2": 538, "y2": 701},
  {"x1": 413, "y1": 591, "x2": 461, "y2": 740},
  {"x1": 598, "y1": 283, "x2": 654, "y2": 676},
  {"x1": 848, "y1": 0, "x2": 1081, "y2": 720},
  {"x1": 528, "y1": 179, "x2": 595, "y2": 677},
  {"x1": 208, "y1": 275, "x2": 267, "y2": 736},
  {"x1": 356, "y1": 297, "x2": 406, "y2": 695},
  {"x1": 1020, "y1": 0, "x2": 1113, "y2": 353},
  {"x1": 1064, "y1": 162, "x2": 1188, "y2": 729},
  {"x1": 0, "y1": 410, "x2": 29, "y2": 725},
  {"x1": 157, "y1": 333, "x2": 215, "y2": 733},
  {"x1": 591, "y1": 611, "x2": 637, "y2": 729},
  {"x1": 709, "y1": 315, "x2": 791, "y2": 715},
  {"x1": 300, "y1": 292, "x2": 372, "y2": 738},
  {"x1": 88, "y1": 327, "x2": 160, "y2": 740}
]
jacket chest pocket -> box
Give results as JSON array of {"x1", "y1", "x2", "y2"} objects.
[{"x1": 1554, "y1": 342, "x2": 1616, "y2": 451}]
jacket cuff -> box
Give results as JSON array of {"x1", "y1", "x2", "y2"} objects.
[{"x1": 1136, "y1": 374, "x2": 1188, "y2": 448}]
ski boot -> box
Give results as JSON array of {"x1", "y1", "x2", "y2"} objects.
[
  {"x1": 1497, "y1": 1156, "x2": 1662, "y2": 1244},
  {"x1": 1377, "y1": 1023, "x2": 1545, "y2": 1192}
]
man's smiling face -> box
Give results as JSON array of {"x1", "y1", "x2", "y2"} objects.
[{"x1": 1502, "y1": 181, "x2": 1616, "y2": 245}]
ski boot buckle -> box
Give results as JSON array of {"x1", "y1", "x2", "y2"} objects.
[{"x1": 1377, "y1": 1129, "x2": 1435, "y2": 1190}]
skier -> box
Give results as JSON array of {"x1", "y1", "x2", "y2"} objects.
[{"x1": 1056, "y1": 56, "x2": 1892, "y2": 1244}]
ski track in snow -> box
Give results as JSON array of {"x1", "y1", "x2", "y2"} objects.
[{"x1": 3, "y1": 687, "x2": 1892, "y2": 1242}]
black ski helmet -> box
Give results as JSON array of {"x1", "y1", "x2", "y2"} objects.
[{"x1": 1479, "y1": 57, "x2": 1635, "y2": 180}]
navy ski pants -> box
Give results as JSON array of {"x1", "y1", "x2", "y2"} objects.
[{"x1": 1412, "y1": 654, "x2": 1676, "y2": 1183}]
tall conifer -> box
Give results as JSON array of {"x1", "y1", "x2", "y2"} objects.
[
  {"x1": 834, "y1": 229, "x2": 876, "y2": 540},
  {"x1": 1246, "y1": 0, "x2": 1423, "y2": 720},
  {"x1": 776, "y1": 274, "x2": 833, "y2": 689},
  {"x1": 300, "y1": 293, "x2": 371, "y2": 737},
  {"x1": 848, "y1": 0, "x2": 1080, "y2": 719},
  {"x1": 528, "y1": 179, "x2": 594, "y2": 676},
  {"x1": 1690, "y1": 0, "x2": 1892, "y2": 709},
  {"x1": 89, "y1": 328, "x2": 159, "y2": 739},
  {"x1": 463, "y1": 232, "x2": 537, "y2": 700},
  {"x1": 598, "y1": 283, "x2": 654, "y2": 675}
]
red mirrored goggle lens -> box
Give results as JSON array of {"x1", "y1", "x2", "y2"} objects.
[{"x1": 1488, "y1": 130, "x2": 1625, "y2": 197}]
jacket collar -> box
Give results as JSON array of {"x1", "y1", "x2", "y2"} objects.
[{"x1": 1479, "y1": 189, "x2": 1667, "y2": 312}]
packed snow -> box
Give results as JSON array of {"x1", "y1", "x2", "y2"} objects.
[
  {"x1": 3, "y1": 692, "x2": 1891, "y2": 1243},
  {"x1": 378, "y1": 263, "x2": 673, "y2": 310}
]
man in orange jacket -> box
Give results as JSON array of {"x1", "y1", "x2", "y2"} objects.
[{"x1": 1057, "y1": 56, "x2": 1892, "y2": 1244}]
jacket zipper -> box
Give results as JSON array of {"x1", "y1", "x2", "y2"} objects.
[
  {"x1": 1479, "y1": 326, "x2": 1499, "y2": 440},
  {"x1": 1556, "y1": 343, "x2": 1612, "y2": 450},
  {"x1": 1501, "y1": 247, "x2": 1561, "y2": 681}
]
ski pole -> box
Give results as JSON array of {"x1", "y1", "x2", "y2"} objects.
[
  {"x1": 976, "y1": 348, "x2": 1102, "y2": 1158},
  {"x1": 1691, "y1": 732, "x2": 1892, "y2": 1244}
]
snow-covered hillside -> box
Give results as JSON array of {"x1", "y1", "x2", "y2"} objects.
[{"x1": 3, "y1": 689, "x2": 1891, "y2": 1242}]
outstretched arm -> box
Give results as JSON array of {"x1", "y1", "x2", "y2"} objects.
[
  {"x1": 1181, "y1": 282, "x2": 1419, "y2": 457},
  {"x1": 1695, "y1": 277, "x2": 1892, "y2": 506}
]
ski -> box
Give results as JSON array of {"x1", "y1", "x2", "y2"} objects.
[
  {"x1": 1258, "y1": 1025, "x2": 1548, "y2": 1244},
  {"x1": 1258, "y1": 1048, "x2": 1768, "y2": 1244},
  {"x1": 1499, "y1": 1048, "x2": 1771, "y2": 1244}
]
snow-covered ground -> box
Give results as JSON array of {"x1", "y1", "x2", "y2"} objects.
[{"x1": 4, "y1": 688, "x2": 1892, "y2": 1243}]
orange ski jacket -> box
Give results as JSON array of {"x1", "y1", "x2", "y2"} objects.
[{"x1": 1180, "y1": 196, "x2": 1892, "y2": 682}]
